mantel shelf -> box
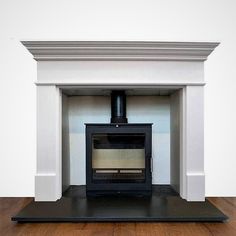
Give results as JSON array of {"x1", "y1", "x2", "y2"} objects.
[{"x1": 21, "y1": 41, "x2": 219, "y2": 61}]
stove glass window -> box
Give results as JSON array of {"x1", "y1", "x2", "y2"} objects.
[{"x1": 92, "y1": 133, "x2": 145, "y2": 183}]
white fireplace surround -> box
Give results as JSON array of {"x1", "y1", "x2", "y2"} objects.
[{"x1": 22, "y1": 41, "x2": 219, "y2": 202}]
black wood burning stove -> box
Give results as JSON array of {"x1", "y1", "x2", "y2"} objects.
[{"x1": 86, "y1": 91, "x2": 152, "y2": 197}]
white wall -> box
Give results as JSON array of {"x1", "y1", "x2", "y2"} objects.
[
  {"x1": 0, "y1": 0, "x2": 236, "y2": 196},
  {"x1": 68, "y1": 96, "x2": 170, "y2": 185}
]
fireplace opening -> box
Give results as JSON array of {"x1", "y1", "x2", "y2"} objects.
[
  {"x1": 86, "y1": 90, "x2": 152, "y2": 196},
  {"x1": 61, "y1": 88, "x2": 180, "y2": 200}
]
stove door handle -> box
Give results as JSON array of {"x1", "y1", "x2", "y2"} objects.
[{"x1": 150, "y1": 157, "x2": 153, "y2": 173}]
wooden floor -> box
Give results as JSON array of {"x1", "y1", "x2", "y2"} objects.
[{"x1": 0, "y1": 197, "x2": 236, "y2": 236}]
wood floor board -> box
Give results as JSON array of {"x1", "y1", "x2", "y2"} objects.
[{"x1": 208, "y1": 197, "x2": 236, "y2": 220}]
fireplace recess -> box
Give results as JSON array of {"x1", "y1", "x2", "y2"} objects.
[{"x1": 86, "y1": 91, "x2": 152, "y2": 196}]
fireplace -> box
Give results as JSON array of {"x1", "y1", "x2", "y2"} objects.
[
  {"x1": 86, "y1": 91, "x2": 152, "y2": 196},
  {"x1": 21, "y1": 41, "x2": 219, "y2": 202}
]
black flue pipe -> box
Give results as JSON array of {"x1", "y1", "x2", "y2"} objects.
[{"x1": 110, "y1": 90, "x2": 128, "y2": 123}]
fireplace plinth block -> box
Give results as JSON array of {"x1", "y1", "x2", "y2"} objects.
[{"x1": 35, "y1": 174, "x2": 58, "y2": 201}]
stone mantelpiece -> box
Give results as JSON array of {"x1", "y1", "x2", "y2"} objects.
[{"x1": 22, "y1": 41, "x2": 219, "y2": 202}]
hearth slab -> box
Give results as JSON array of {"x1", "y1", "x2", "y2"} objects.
[{"x1": 12, "y1": 192, "x2": 227, "y2": 222}]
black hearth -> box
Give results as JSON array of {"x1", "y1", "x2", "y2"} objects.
[{"x1": 86, "y1": 91, "x2": 152, "y2": 197}]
